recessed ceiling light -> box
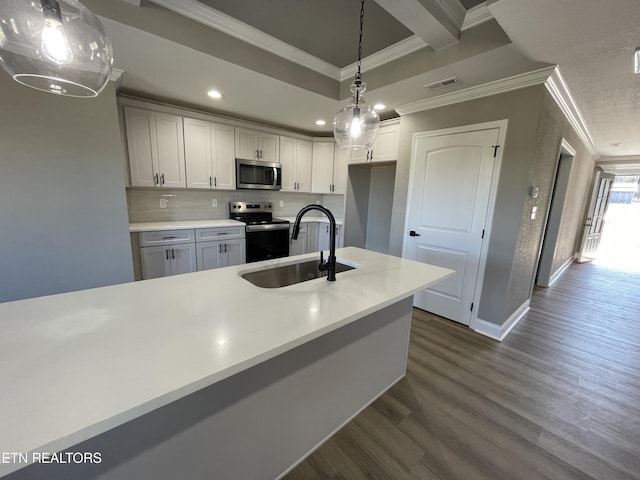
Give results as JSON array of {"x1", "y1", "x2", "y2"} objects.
[
  {"x1": 373, "y1": 103, "x2": 385, "y2": 111},
  {"x1": 635, "y1": 49, "x2": 640, "y2": 74},
  {"x1": 207, "y1": 89, "x2": 222, "y2": 99},
  {"x1": 315, "y1": 119, "x2": 326, "y2": 126}
]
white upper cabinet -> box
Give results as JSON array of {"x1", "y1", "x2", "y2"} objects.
[
  {"x1": 312, "y1": 140, "x2": 346, "y2": 194},
  {"x1": 280, "y1": 136, "x2": 312, "y2": 192},
  {"x1": 348, "y1": 121, "x2": 400, "y2": 164},
  {"x1": 125, "y1": 106, "x2": 186, "y2": 188},
  {"x1": 235, "y1": 127, "x2": 279, "y2": 162},
  {"x1": 184, "y1": 117, "x2": 235, "y2": 190}
]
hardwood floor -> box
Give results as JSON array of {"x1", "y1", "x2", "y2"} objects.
[{"x1": 284, "y1": 262, "x2": 640, "y2": 479}]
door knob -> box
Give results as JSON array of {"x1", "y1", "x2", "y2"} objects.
[{"x1": 409, "y1": 230, "x2": 421, "y2": 237}]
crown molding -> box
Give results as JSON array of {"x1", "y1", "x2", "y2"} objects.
[
  {"x1": 396, "y1": 66, "x2": 556, "y2": 115},
  {"x1": 544, "y1": 67, "x2": 599, "y2": 158},
  {"x1": 598, "y1": 155, "x2": 640, "y2": 163},
  {"x1": 462, "y1": 3, "x2": 493, "y2": 31},
  {"x1": 110, "y1": 68, "x2": 124, "y2": 82},
  {"x1": 339, "y1": 36, "x2": 428, "y2": 81},
  {"x1": 148, "y1": 0, "x2": 493, "y2": 82}
]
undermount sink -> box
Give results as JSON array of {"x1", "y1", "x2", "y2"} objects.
[{"x1": 241, "y1": 259, "x2": 356, "y2": 288}]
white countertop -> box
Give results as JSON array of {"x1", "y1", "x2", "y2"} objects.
[
  {"x1": 129, "y1": 219, "x2": 244, "y2": 232},
  {"x1": 0, "y1": 248, "x2": 452, "y2": 476}
]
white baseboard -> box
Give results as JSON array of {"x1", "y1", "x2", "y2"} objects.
[
  {"x1": 548, "y1": 257, "x2": 574, "y2": 286},
  {"x1": 471, "y1": 299, "x2": 531, "y2": 341}
]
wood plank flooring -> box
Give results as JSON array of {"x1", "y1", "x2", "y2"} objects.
[{"x1": 284, "y1": 262, "x2": 640, "y2": 479}]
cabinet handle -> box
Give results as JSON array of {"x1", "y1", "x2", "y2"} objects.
[
  {"x1": 214, "y1": 177, "x2": 217, "y2": 187},
  {"x1": 224, "y1": 244, "x2": 227, "y2": 253},
  {"x1": 161, "y1": 173, "x2": 165, "y2": 185},
  {"x1": 209, "y1": 176, "x2": 212, "y2": 187},
  {"x1": 171, "y1": 249, "x2": 175, "y2": 259},
  {"x1": 219, "y1": 244, "x2": 222, "y2": 253},
  {"x1": 165, "y1": 249, "x2": 169, "y2": 260},
  {"x1": 154, "y1": 173, "x2": 159, "y2": 185}
]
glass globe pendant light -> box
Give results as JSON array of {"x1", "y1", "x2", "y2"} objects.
[
  {"x1": 0, "y1": 0, "x2": 113, "y2": 97},
  {"x1": 333, "y1": 0, "x2": 380, "y2": 149}
]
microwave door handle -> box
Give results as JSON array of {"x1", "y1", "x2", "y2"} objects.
[{"x1": 273, "y1": 166, "x2": 278, "y2": 187}]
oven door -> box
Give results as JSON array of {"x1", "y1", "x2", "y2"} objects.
[{"x1": 245, "y1": 224, "x2": 290, "y2": 262}]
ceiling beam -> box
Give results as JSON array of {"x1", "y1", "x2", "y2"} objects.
[{"x1": 373, "y1": 0, "x2": 461, "y2": 50}]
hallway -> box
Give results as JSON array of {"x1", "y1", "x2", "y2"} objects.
[{"x1": 286, "y1": 262, "x2": 640, "y2": 479}]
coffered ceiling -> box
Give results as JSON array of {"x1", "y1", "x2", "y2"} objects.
[{"x1": 86, "y1": 0, "x2": 640, "y2": 173}]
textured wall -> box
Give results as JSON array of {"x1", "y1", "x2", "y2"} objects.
[
  {"x1": 390, "y1": 85, "x2": 595, "y2": 326},
  {"x1": 0, "y1": 79, "x2": 133, "y2": 302}
]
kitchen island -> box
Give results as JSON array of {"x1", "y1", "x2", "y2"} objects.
[{"x1": 0, "y1": 247, "x2": 452, "y2": 480}]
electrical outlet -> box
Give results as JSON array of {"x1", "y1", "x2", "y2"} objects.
[
  {"x1": 211, "y1": 199, "x2": 218, "y2": 208},
  {"x1": 159, "y1": 199, "x2": 168, "y2": 208},
  {"x1": 279, "y1": 200, "x2": 284, "y2": 208}
]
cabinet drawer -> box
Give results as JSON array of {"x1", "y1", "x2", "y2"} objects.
[
  {"x1": 139, "y1": 229, "x2": 195, "y2": 247},
  {"x1": 195, "y1": 227, "x2": 245, "y2": 242}
]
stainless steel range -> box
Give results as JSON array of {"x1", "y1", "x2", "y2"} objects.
[{"x1": 230, "y1": 201, "x2": 290, "y2": 263}]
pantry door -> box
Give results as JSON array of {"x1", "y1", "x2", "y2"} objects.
[{"x1": 403, "y1": 124, "x2": 503, "y2": 325}]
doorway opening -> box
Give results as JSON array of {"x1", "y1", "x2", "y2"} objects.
[
  {"x1": 593, "y1": 175, "x2": 640, "y2": 272},
  {"x1": 536, "y1": 139, "x2": 575, "y2": 287}
]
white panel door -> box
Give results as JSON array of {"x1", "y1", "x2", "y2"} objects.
[
  {"x1": 197, "y1": 242, "x2": 223, "y2": 271},
  {"x1": 370, "y1": 124, "x2": 399, "y2": 162},
  {"x1": 405, "y1": 128, "x2": 498, "y2": 325},
  {"x1": 211, "y1": 123, "x2": 235, "y2": 189},
  {"x1": 184, "y1": 117, "x2": 213, "y2": 189},
  {"x1": 333, "y1": 144, "x2": 349, "y2": 194},
  {"x1": 140, "y1": 246, "x2": 171, "y2": 279},
  {"x1": 259, "y1": 133, "x2": 279, "y2": 162},
  {"x1": 221, "y1": 239, "x2": 246, "y2": 267},
  {"x1": 296, "y1": 140, "x2": 313, "y2": 192},
  {"x1": 235, "y1": 128, "x2": 259, "y2": 160},
  {"x1": 578, "y1": 170, "x2": 615, "y2": 262},
  {"x1": 155, "y1": 113, "x2": 186, "y2": 188}
]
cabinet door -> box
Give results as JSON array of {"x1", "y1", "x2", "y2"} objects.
[
  {"x1": 235, "y1": 128, "x2": 259, "y2": 160},
  {"x1": 259, "y1": 133, "x2": 279, "y2": 162},
  {"x1": 211, "y1": 123, "x2": 235, "y2": 189},
  {"x1": 317, "y1": 224, "x2": 341, "y2": 251},
  {"x1": 279, "y1": 136, "x2": 297, "y2": 192},
  {"x1": 222, "y1": 239, "x2": 245, "y2": 267},
  {"x1": 196, "y1": 242, "x2": 222, "y2": 271},
  {"x1": 296, "y1": 140, "x2": 313, "y2": 192},
  {"x1": 156, "y1": 113, "x2": 186, "y2": 188},
  {"x1": 125, "y1": 107, "x2": 159, "y2": 188},
  {"x1": 306, "y1": 222, "x2": 319, "y2": 253},
  {"x1": 171, "y1": 243, "x2": 197, "y2": 275},
  {"x1": 311, "y1": 142, "x2": 335, "y2": 194},
  {"x1": 370, "y1": 124, "x2": 399, "y2": 162},
  {"x1": 184, "y1": 117, "x2": 213, "y2": 189},
  {"x1": 348, "y1": 146, "x2": 369, "y2": 164},
  {"x1": 290, "y1": 231, "x2": 307, "y2": 256},
  {"x1": 333, "y1": 144, "x2": 349, "y2": 194},
  {"x1": 141, "y1": 246, "x2": 171, "y2": 279}
]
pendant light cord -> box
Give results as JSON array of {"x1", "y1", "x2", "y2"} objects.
[{"x1": 355, "y1": 0, "x2": 365, "y2": 84}]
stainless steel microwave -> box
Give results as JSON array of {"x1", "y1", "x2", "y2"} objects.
[{"x1": 236, "y1": 159, "x2": 282, "y2": 190}]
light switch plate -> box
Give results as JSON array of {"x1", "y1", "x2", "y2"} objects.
[
  {"x1": 279, "y1": 200, "x2": 284, "y2": 208},
  {"x1": 211, "y1": 199, "x2": 218, "y2": 208},
  {"x1": 531, "y1": 206, "x2": 537, "y2": 219},
  {"x1": 159, "y1": 199, "x2": 168, "y2": 208}
]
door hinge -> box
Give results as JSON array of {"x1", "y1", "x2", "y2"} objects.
[
  {"x1": 482, "y1": 229, "x2": 485, "y2": 239},
  {"x1": 492, "y1": 145, "x2": 500, "y2": 157},
  {"x1": 470, "y1": 302, "x2": 474, "y2": 312}
]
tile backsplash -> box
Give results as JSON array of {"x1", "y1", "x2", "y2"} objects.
[{"x1": 126, "y1": 188, "x2": 345, "y2": 223}]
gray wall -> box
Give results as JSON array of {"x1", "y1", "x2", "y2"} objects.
[
  {"x1": 0, "y1": 76, "x2": 134, "y2": 303},
  {"x1": 389, "y1": 85, "x2": 595, "y2": 326},
  {"x1": 365, "y1": 165, "x2": 396, "y2": 254}
]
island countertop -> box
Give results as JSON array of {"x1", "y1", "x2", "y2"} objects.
[{"x1": 0, "y1": 247, "x2": 452, "y2": 476}]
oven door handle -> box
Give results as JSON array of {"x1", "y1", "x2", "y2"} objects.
[{"x1": 246, "y1": 224, "x2": 290, "y2": 232}]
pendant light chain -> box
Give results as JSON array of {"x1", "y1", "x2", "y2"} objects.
[{"x1": 355, "y1": 0, "x2": 365, "y2": 84}]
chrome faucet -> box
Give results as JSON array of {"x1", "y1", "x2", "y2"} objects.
[{"x1": 292, "y1": 205, "x2": 337, "y2": 281}]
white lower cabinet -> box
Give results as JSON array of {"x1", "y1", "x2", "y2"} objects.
[
  {"x1": 195, "y1": 227, "x2": 245, "y2": 271},
  {"x1": 141, "y1": 243, "x2": 197, "y2": 279},
  {"x1": 317, "y1": 223, "x2": 344, "y2": 252},
  {"x1": 289, "y1": 223, "x2": 308, "y2": 256}
]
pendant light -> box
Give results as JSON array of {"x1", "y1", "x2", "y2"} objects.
[
  {"x1": 0, "y1": 0, "x2": 113, "y2": 97},
  {"x1": 333, "y1": 0, "x2": 380, "y2": 149}
]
